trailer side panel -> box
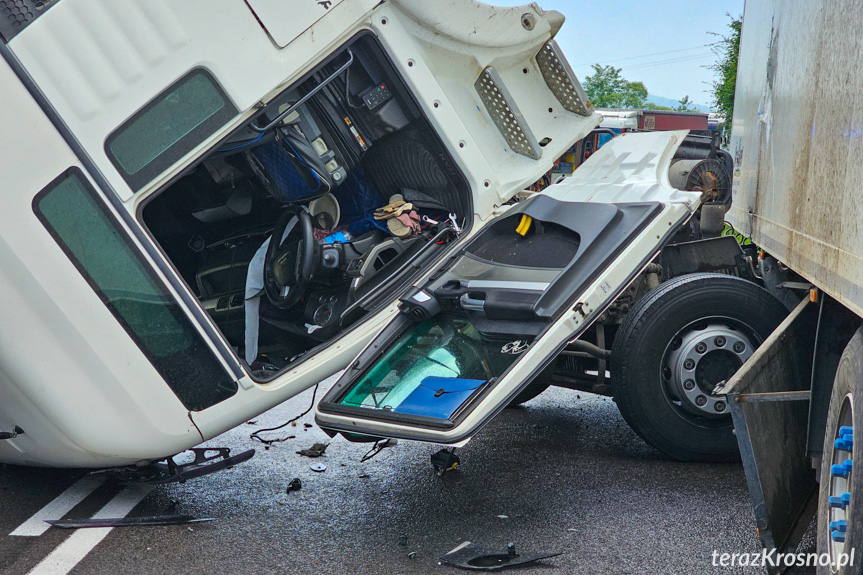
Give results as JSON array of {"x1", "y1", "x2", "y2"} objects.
[{"x1": 728, "y1": 0, "x2": 863, "y2": 319}]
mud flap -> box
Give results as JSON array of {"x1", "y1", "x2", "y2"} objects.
[{"x1": 717, "y1": 298, "x2": 818, "y2": 570}]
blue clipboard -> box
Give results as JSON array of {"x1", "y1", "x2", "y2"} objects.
[{"x1": 391, "y1": 376, "x2": 486, "y2": 419}]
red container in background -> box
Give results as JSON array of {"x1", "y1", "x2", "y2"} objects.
[{"x1": 639, "y1": 110, "x2": 708, "y2": 131}]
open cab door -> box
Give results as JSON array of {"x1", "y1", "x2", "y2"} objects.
[{"x1": 316, "y1": 130, "x2": 702, "y2": 444}]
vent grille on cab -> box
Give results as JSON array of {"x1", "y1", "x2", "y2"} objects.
[
  {"x1": 0, "y1": 0, "x2": 55, "y2": 42},
  {"x1": 474, "y1": 66, "x2": 542, "y2": 160}
]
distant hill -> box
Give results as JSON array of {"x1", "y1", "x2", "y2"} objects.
[{"x1": 646, "y1": 94, "x2": 712, "y2": 113}]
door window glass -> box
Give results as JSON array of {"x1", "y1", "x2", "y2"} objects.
[{"x1": 339, "y1": 315, "x2": 519, "y2": 420}]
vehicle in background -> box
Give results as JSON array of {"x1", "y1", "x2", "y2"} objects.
[
  {"x1": 707, "y1": 112, "x2": 725, "y2": 132},
  {"x1": 600, "y1": 108, "x2": 710, "y2": 133},
  {"x1": 548, "y1": 109, "x2": 712, "y2": 183}
]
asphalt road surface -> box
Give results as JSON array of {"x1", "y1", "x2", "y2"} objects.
[{"x1": 0, "y1": 376, "x2": 818, "y2": 575}]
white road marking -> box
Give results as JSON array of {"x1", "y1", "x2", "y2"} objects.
[
  {"x1": 26, "y1": 484, "x2": 154, "y2": 575},
  {"x1": 10, "y1": 476, "x2": 107, "y2": 537}
]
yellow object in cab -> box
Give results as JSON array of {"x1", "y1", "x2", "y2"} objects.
[{"x1": 516, "y1": 214, "x2": 533, "y2": 236}]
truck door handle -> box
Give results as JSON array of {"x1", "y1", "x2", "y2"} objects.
[{"x1": 459, "y1": 294, "x2": 485, "y2": 311}]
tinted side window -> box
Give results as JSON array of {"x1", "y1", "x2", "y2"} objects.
[
  {"x1": 34, "y1": 168, "x2": 238, "y2": 410},
  {"x1": 105, "y1": 69, "x2": 237, "y2": 192}
]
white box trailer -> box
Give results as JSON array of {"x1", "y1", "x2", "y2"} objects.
[{"x1": 721, "y1": 0, "x2": 863, "y2": 571}]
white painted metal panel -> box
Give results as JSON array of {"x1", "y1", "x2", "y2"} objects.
[
  {"x1": 597, "y1": 109, "x2": 641, "y2": 130},
  {"x1": 0, "y1": 57, "x2": 201, "y2": 467},
  {"x1": 546, "y1": 130, "x2": 699, "y2": 205},
  {"x1": 11, "y1": 0, "x2": 597, "y2": 216},
  {"x1": 729, "y1": 0, "x2": 863, "y2": 318},
  {"x1": 244, "y1": 0, "x2": 346, "y2": 48},
  {"x1": 10, "y1": 0, "x2": 380, "y2": 201}
]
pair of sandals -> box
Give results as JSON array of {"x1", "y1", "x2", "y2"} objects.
[{"x1": 374, "y1": 194, "x2": 422, "y2": 237}]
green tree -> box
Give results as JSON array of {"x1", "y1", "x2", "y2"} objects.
[
  {"x1": 676, "y1": 95, "x2": 698, "y2": 113},
  {"x1": 643, "y1": 102, "x2": 674, "y2": 111},
  {"x1": 710, "y1": 15, "x2": 742, "y2": 124},
  {"x1": 624, "y1": 81, "x2": 649, "y2": 108},
  {"x1": 584, "y1": 64, "x2": 648, "y2": 109}
]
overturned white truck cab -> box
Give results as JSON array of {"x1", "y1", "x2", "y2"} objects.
[{"x1": 0, "y1": 0, "x2": 751, "y2": 470}]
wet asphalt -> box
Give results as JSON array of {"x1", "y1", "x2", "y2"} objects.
[{"x1": 0, "y1": 375, "x2": 818, "y2": 575}]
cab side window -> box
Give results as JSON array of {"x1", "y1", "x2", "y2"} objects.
[
  {"x1": 105, "y1": 69, "x2": 238, "y2": 192},
  {"x1": 33, "y1": 168, "x2": 238, "y2": 410}
]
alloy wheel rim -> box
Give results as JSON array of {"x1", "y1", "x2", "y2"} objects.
[{"x1": 662, "y1": 318, "x2": 757, "y2": 420}]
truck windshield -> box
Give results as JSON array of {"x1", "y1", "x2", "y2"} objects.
[{"x1": 338, "y1": 315, "x2": 520, "y2": 420}]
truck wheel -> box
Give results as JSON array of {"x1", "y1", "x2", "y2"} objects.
[
  {"x1": 507, "y1": 382, "x2": 551, "y2": 407},
  {"x1": 816, "y1": 328, "x2": 863, "y2": 574},
  {"x1": 610, "y1": 273, "x2": 788, "y2": 462},
  {"x1": 507, "y1": 362, "x2": 554, "y2": 407}
]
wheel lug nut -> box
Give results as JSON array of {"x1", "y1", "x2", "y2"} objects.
[
  {"x1": 714, "y1": 336, "x2": 726, "y2": 347},
  {"x1": 695, "y1": 342, "x2": 707, "y2": 353},
  {"x1": 683, "y1": 379, "x2": 696, "y2": 391},
  {"x1": 695, "y1": 395, "x2": 707, "y2": 407},
  {"x1": 684, "y1": 359, "x2": 696, "y2": 370},
  {"x1": 714, "y1": 401, "x2": 726, "y2": 413},
  {"x1": 733, "y1": 342, "x2": 745, "y2": 353}
]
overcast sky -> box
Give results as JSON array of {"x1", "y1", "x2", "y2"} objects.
[{"x1": 490, "y1": 0, "x2": 745, "y2": 108}]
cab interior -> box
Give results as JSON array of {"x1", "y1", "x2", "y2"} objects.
[{"x1": 140, "y1": 34, "x2": 470, "y2": 377}]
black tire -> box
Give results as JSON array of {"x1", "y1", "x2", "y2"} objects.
[
  {"x1": 507, "y1": 362, "x2": 555, "y2": 407},
  {"x1": 816, "y1": 328, "x2": 863, "y2": 574},
  {"x1": 610, "y1": 273, "x2": 788, "y2": 462},
  {"x1": 507, "y1": 382, "x2": 551, "y2": 407}
]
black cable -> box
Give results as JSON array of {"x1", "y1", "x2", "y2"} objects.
[
  {"x1": 724, "y1": 220, "x2": 737, "y2": 234},
  {"x1": 360, "y1": 438, "x2": 393, "y2": 462},
  {"x1": 249, "y1": 383, "x2": 319, "y2": 445}
]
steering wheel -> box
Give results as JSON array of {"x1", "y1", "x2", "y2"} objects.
[{"x1": 265, "y1": 208, "x2": 318, "y2": 309}]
